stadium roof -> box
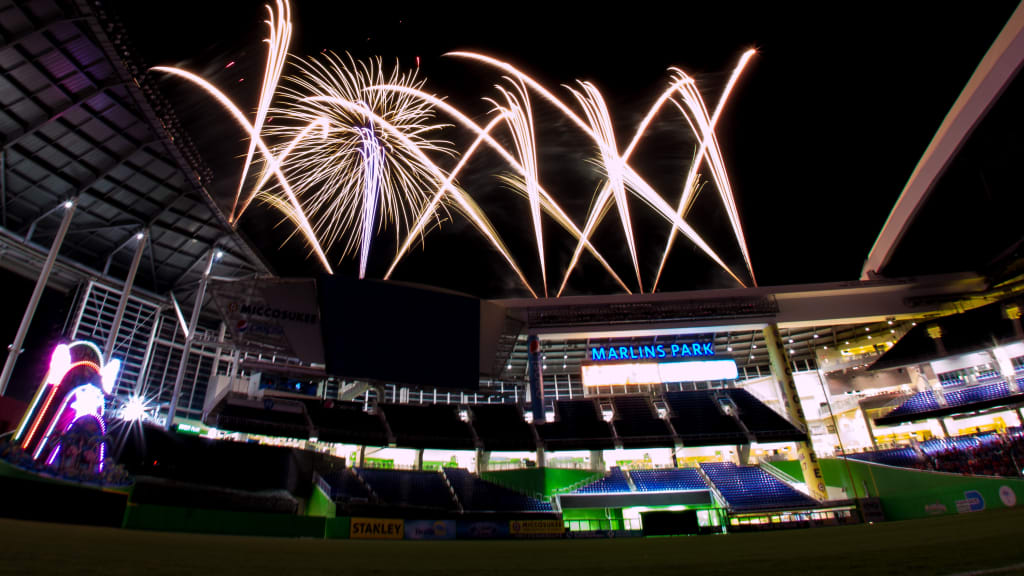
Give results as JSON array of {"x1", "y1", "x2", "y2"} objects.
[{"x1": 0, "y1": 0, "x2": 269, "y2": 303}]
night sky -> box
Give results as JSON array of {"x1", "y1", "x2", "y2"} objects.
[{"x1": 109, "y1": 1, "x2": 1020, "y2": 298}]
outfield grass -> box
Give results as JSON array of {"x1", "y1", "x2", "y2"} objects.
[{"x1": 2, "y1": 508, "x2": 1024, "y2": 575}]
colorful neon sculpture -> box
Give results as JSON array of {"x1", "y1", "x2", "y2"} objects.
[{"x1": 12, "y1": 341, "x2": 120, "y2": 474}]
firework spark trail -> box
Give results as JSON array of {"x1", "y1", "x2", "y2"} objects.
[
  {"x1": 151, "y1": 66, "x2": 333, "y2": 273},
  {"x1": 306, "y1": 96, "x2": 537, "y2": 297},
  {"x1": 446, "y1": 51, "x2": 745, "y2": 289},
  {"x1": 385, "y1": 113, "x2": 506, "y2": 279},
  {"x1": 368, "y1": 84, "x2": 632, "y2": 293},
  {"x1": 356, "y1": 124, "x2": 385, "y2": 279},
  {"x1": 653, "y1": 48, "x2": 757, "y2": 291},
  {"x1": 555, "y1": 74, "x2": 696, "y2": 296},
  {"x1": 267, "y1": 53, "x2": 451, "y2": 264},
  {"x1": 232, "y1": 0, "x2": 292, "y2": 224},
  {"x1": 570, "y1": 81, "x2": 642, "y2": 293},
  {"x1": 488, "y1": 80, "x2": 547, "y2": 296}
]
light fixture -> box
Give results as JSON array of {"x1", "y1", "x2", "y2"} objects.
[
  {"x1": 727, "y1": 346, "x2": 733, "y2": 352},
  {"x1": 63, "y1": 200, "x2": 73, "y2": 209},
  {"x1": 813, "y1": 334, "x2": 819, "y2": 339},
  {"x1": 135, "y1": 231, "x2": 144, "y2": 240},
  {"x1": 788, "y1": 338, "x2": 794, "y2": 344}
]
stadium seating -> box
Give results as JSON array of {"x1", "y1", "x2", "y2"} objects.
[
  {"x1": 355, "y1": 468, "x2": 458, "y2": 510},
  {"x1": 610, "y1": 396, "x2": 675, "y2": 448},
  {"x1": 379, "y1": 404, "x2": 475, "y2": 450},
  {"x1": 629, "y1": 468, "x2": 707, "y2": 492},
  {"x1": 883, "y1": 390, "x2": 941, "y2": 418},
  {"x1": 700, "y1": 462, "x2": 819, "y2": 510},
  {"x1": 847, "y1": 447, "x2": 922, "y2": 467},
  {"x1": 572, "y1": 466, "x2": 632, "y2": 493},
  {"x1": 535, "y1": 400, "x2": 615, "y2": 451},
  {"x1": 318, "y1": 468, "x2": 370, "y2": 501},
  {"x1": 881, "y1": 381, "x2": 1024, "y2": 424},
  {"x1": 468, "y1": 404, "x2": 537, "y2": 451},
  {"x1": 443, "y1": 468, "x2": 553, "y2": 511},
  {"x1": 663, "y1": 391, "x2": 747, "y2": 446},
  {"x1": 724, "y1": 389, "x2": 806, "y2": 443},
  {"x1": 306, "y1": 400, "x2": 389, "y2": 446}
]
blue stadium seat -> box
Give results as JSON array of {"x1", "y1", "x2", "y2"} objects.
[
  {"x1": 700, "y1": 462, "x2": 819, "y2": 510},
  {"x1": 629, "y1": 468, "x2": 707, "y2": 492},
  {"x1": 572, "y1": 466, "x2": 632, "y2": 494},
  {"x1": 355, "y1": 468, "x2": 458, "y2": 510},
  {"x1": 443, "y1": 468, "x2": 552, "y2": 511}
]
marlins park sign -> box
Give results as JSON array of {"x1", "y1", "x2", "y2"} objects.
[{"x1": 589, "y1": 341, "x2": 715, "y2": 362}]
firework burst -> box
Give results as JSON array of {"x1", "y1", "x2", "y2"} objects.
[{"x1": 262, "y1": 52, "x2": 454, "y2": 276}]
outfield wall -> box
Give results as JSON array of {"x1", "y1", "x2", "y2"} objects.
[{"x1": 766, "y1": 458, "x2": 1024, "y2": 520}]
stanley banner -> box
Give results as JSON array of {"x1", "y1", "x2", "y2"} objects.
[{"x1": 350, "y1": 517, "x2": 404, "y2": 540}]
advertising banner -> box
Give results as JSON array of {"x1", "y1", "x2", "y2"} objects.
[
  {"x1": 455, "y1": 520, "x2": 510, "y2": 540},
  {"x1": 350, "y1": 517, "x2": 404, "y2": 540},
  {"x1": 404, "y1": 520, "x2": 456, "y2": 540},
  {"x1": 509, "y1": 519, "x2": 564, "y2": 537},
  {"x1": 209, "y1": 277, "x2": 324, "y2": 364}
]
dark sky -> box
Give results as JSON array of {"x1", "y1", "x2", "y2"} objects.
[{"x1": 110, "y1": 1, "x2": 1020, "y2": 298}]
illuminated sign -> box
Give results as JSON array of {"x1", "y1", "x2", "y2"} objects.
[
  {"x1": 589, "y1": 341, "x2": 714, "y2": 362},
  {"x1": 350, "y1": 517, "x2": 404, "y2": 539},
  {"x1": 581, "y1": 359, "x2": 739, "y2": 386}
]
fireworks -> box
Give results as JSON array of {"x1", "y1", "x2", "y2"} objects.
[
  {"x1": 263, "y1": 52, "x2": 455, "y2": 278},
  {"x1": 154, "y1": 1, "x2": 759, "y2": 297}
]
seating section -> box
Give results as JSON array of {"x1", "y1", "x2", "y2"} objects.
[
  {"x1": 664, "y1": 391, "x2": 747, "y2": 446},
  {"x1": 611, "y1": 396, "x2": 674, "y2": 448},
  {"x1": 630, "y1": 468, "x2": 707, "y2": 492},
  {"x1": 883, "y1": 390, "x2": 941, "y2": 418},
  {"x1": 319, "y1": 468, "x2": 370, "y2": 501},
  {"x1": 573, "y1": 466, "x2": 632, "y2": 494},
  {"x1": 881, "y1": 381, "x2": 1024, "y2": 424},
  {"x1": 535, "y1": 400, "x2": 615, "y2": 451},
  {"x1": 306, "y1": 400, "x2": 389, "y2": 446},
  {"x1": 443, "y1": 468, "x2": 552, "y2": 511},
  {"x1": 469, "y1": 404, "x2": 536, "y2": 451},
  {"x1": 725, "y1": 389, "x2": 806, "y2": 443},
  {"x1": 216, "y1": 398, "x2": 310, "y2": 439},
  {"x1": 355, "y1": 468, "x2": 457, "y2": 510},
  {"x1": 700, "y1": 462, "x2": 819, "y2": 510},
  {"x1": 380, "y1": 404, "x2": 475, "y2": 450},
  {"x1": 847, "y1": 447, "x2": 922, "y2": 467}
]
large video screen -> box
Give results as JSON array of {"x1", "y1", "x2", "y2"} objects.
[{"x1": 317, "y1": 275, "x2": 480, "y2": 390}]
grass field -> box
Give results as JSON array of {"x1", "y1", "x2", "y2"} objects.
[{"x1": 2, "y1": 508, "x2": 1024, "y2": 575}]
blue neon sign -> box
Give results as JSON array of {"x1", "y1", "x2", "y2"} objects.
[{"x1": 589, "y1": 341, "x2": 715, "y2": 362}]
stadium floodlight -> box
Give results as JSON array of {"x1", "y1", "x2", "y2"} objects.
[{"x1": 122, "y1": 395, "x2": 150, "y2": 422}]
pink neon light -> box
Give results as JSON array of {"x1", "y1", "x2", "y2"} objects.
[{"x1": 46, "y1": 344, "x2": 71, "y2": 385}]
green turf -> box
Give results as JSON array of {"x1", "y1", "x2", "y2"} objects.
[{"x1": 2, "y1": 508, "x2": 1024, "y2": 575}]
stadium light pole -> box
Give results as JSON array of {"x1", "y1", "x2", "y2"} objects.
[
  {"x1": 166, "y1": 248, "x2": 218, "y2": 430},
  {"x1": 0, "y1": 197, "x2": 77, "y2": 396},
  {"x1": 103, "y1": 228, "x2": 149, "y2": 363}
]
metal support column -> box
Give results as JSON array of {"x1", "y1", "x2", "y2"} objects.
[
  {"x1": 0, "y1": 198, "x2": 76, "y2": 396},
  {"x1": 134, "y1": 307, "x2": 162, "y2": 395},
  {"x1": 166, "y1": 249, "x2": 217, "y2": 429},
  {"x1": 1, "y1": 149, "x2": 7, "y2": 229},
  {"x1": 103, "y1": 229, "x2": 148, "y2": 362},
  {"x1": 763, "y1": 323, "x2": 828, "y2": 501}
]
